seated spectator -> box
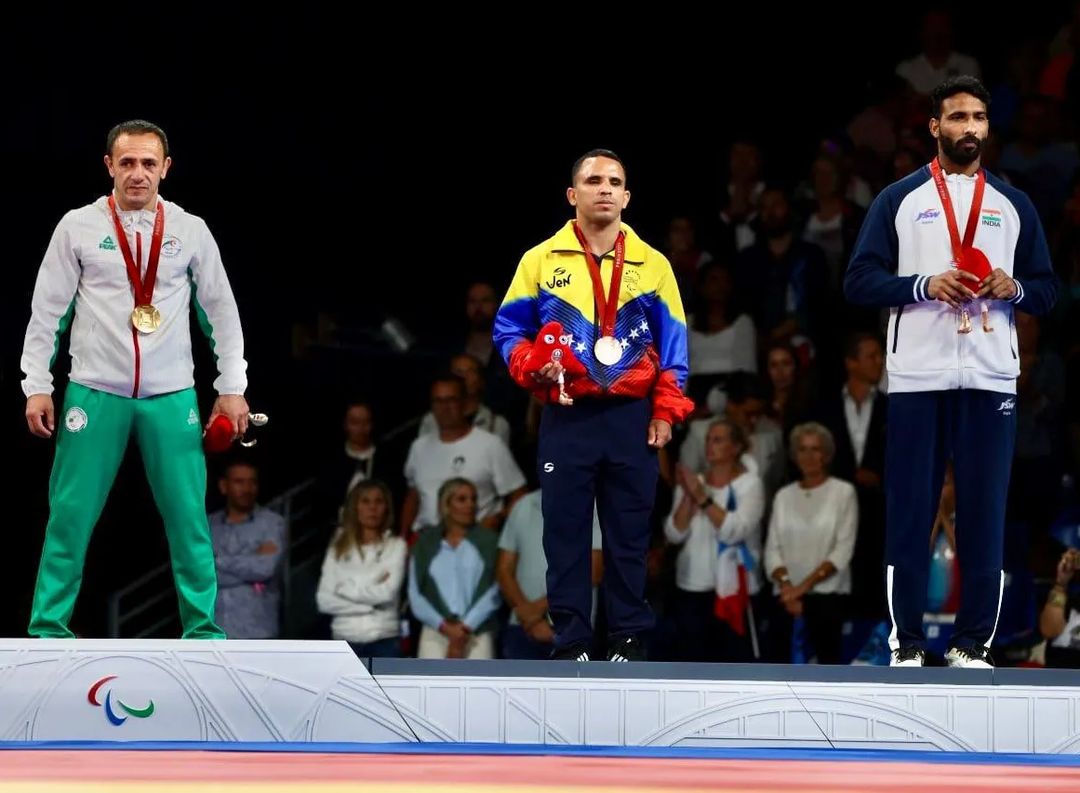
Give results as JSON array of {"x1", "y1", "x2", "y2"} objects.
[
  {"x1": 708, "y1": 139, "x2": 765, "y2": 259},
  {"x1": 460, "y1": 280, "x2": 523, "y2": 426},
  {"x1": 893, "y1": 144, "x2": 927, "y2": 181},
  {"x1": 496, "y1": 489, "x2": 602, "y2": 660},
  {"x1": 316, "y1": 480, "x2": 407, "y2": 658},
  {"x1": 681, "y1": 373, "x2": 785, "y2": 505},
  {"x1": 734, "y1": 186, "x2": 830, "y2": 356},
  {"x1": 463, "y1": 281, "x2": 500, "y2": 367},
  {"x1": 801, "y1": 153, "x2": 867, "y2": 289},
  {"x1": 764, "y1": 423, "x2": 858, "y2": 664},
  {"x1": 401, "y1": 374, "x2": 526, "y2": 535},
  {"x1": 686, "y1": 261, "x2": 757, "y2": 408},
  {"x1": 666, "y1": 215, "x2": 714, "y2": 299},
  {"x1": 408, "y1": 478, "x2": 502, "y2": 659},
  {"x1": 317, "y1": 401, "x2": 404, "y2": 528},
  {"x1": 999, "y1": 95, "x2": 1079, "y2": 226},
  {"x1": 763, "y1": 340, "x2": 814, "y2": 436},
  {"x1": 814, "y1": 332, "x2": 887, "y2": 619},
  {"x1": 419, "y1": 353, "x2": 511, "y2": 446},
  {"x1": 928, "y1": 463, "x2": 960, "y2": 615},
  {"x1": 210, "y1": 460, "x2": 286, "y2": 639},
  {"x1": 895, "y1": 9, "x2": 981, "y2": 96},
  {"x1": 1011, "y1": 313, "x2": 1068, "y2": 532},
  {"x1": 846, "y1": 73, "x2": 908, "y2": 161},
  {"x1": 1040, "y1": 547, "x2": 1080, "y2": 668},
  {"x1": 665, "y1": 419, "x2": 765, "y2": 661}
]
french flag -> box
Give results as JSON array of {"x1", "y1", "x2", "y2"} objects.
[{"x1": 713, "y1": 486, "x2": 751, "y2": 635}]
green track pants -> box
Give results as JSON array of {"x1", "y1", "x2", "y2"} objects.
[{"x1": 29, "y1": 382, "x2": 224, "y2": 639}]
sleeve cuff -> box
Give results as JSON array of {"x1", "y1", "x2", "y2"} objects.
[
  {"x1": 22, "y1": 381, "x2": 54, "y2": 398},
  {"x1": 651, "y1": 407, "x2": 676, "y2": 425},
  {"x1": 215, "y1": 385, "x2": 247, "y2": 396},
  {"x1": 912, "y1": 274, "x2": 932, "y2": 303},
  {"x1": 1010, "y1": 278, "x2": 1025, "y2": 304}
]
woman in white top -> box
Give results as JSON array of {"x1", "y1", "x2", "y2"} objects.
[
  {"x1": 316, "y1": 480, "x2": 407, "y2": 658},
  {"x1": 764, "y1": 422, "x2": 858, "y2": 664},
  {"x1": 686, "y1": 262, "x2": 757, "y2": 407},
  {"x1": 665, "y1": 419, "x2": 765, "y2": 661},
  {"x1": 800, "y1": 154, "x2": 865, "y2": 287}
]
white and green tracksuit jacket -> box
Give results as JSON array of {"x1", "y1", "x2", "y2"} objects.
[{"x1": 21, "y1": 194, "x2": 247, "y2": 399}]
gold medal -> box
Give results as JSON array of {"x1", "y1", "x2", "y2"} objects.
[
  {"x1": 108, "y1": 196, "x2": 167, "y2": 337},
  {"x1": 131, "y1": 304, "x2": 162, "y2": 334}
]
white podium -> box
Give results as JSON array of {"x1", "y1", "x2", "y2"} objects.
[
  {"x1": 4, "y1": 643, "x2": 1080, "y2": 753},
  {"x1": 0, "y1": 639, "x2": 414, "y2": 742}
]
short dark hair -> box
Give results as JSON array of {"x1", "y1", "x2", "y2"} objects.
[
  {"x1": 929, "y1": 76, "x2": 990, "y2": 119},
  {"x1": 764, "y1": 340, "x2": 799, "y2": 369},
  {"x1": 431, "y1": 372, "x2": 466, "y2": 397},
  {"x1": 106, "y1": 120, "x2": 170, "y2": 158},
  {"x1": 725, "y1": 372, "x2": 767, "y2": 406},
  {"x1": 344, "y1": 400, "x2": 374, "y2": 418},
  {"x1": 690, "y1": 261, "x2": 742, "y2": 333},
  {"x1": 221, "y1": 458, "x2": 258, "y2": 479},
  {"x1": 760, "y1": 182, "x2": 791, "y2": 200},
  {"x1": 571, "y1": 149, "x2": 626, "y2": 185},
  {"x1": 844, "y1": 331, "x2": 882, "y2": 361}
]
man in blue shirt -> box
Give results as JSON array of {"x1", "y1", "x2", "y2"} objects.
[{"x1": 209, "y1": 460, "x2": 286, "y2": 639}]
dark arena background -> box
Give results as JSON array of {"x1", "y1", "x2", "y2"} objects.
[{"x1": 3, "y1": 5, "x2": 1080, "y2": 790}]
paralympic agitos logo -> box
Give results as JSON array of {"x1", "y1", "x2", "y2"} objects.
[{"x1": 87, "y1": 675, "x2": 156, "y2": 726}]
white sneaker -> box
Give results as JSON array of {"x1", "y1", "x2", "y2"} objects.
[
  {"x1": 945, "y1": 646, "x2": 993, "y2": 669},
  {"x1": 890, "y1": 647, "x2": 926, "y2": 667}
]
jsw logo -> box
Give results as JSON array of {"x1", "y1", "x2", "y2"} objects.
[
  {"x1": 546, "y1": 267, "x2": 572, "y2": 289},
  {"x1": 998, "y1": 399, "x2": 1015, "y2": 412}
]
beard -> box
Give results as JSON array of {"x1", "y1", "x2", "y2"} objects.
[{"x1": 940, "y1": 133, "x2": 983, "y2": 165}]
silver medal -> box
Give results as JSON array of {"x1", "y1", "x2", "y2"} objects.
[{"x1": 593, "y1": 335, "x2": 623, "y2": 366}]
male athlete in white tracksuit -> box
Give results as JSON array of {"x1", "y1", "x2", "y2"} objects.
[
  {"x1": 21, "y1": 119, "x2": 249, "y2": 639},
  {"x1": 845, "y1": 77, "x2": 1058, "y2": 668}
]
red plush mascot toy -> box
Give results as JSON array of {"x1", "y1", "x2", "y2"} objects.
[
  {"x1": 203, "y1": 412, "x2": 269, "y2": 453},
  {"x1": 203, "y1": 414, "x2": 237, "y2": 454},
  {"x1": 519, "y1": 321, "x2": 587, "y2": 405}
]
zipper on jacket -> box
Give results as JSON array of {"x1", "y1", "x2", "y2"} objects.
[
  {"x1": 957, "y1": 306, "x2": 965, "y2": 388},
  {"x1": 132, "y1": 328, "x2": 141, "y2": 398},
  {"x1": 131, "y1": 230, "x2": 143, "y2": 398},
  {"x1": 892, "y1": 306, "x2": 904, "y2": 353},
  {"x1": 955, "y1": 177, "x2": 967, "y2": 388},
  {"x1": 1009, "y1": 311, "x2": 1017, "y2": 359}
]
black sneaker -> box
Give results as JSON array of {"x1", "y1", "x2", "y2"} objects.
[
  {"x1": 945, "y1": 645, "x2": 994, "y2": 669},
  {"x1": 890, "y1": 646, "x2": 926, "y2": 667},
  {"x1": 551, "y1": 643, "x2": 591, "y2": 661},
  {"x1": 607, "y1": 635, "x2": 645, "y2": 662}
]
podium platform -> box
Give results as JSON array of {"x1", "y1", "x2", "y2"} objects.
[
  {"x1": 0, "y1": 639, "x2": 411, "y2": 742},
  {"x1": 3, "y1": 640, "x2": 1080, "y2": 753}
]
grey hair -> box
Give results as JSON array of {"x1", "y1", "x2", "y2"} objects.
[{"x1": 789, "y1": 421, "x2": 835, "y2": 466}]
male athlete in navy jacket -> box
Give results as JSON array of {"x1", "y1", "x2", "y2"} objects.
[{"x1": 845, "y1": 76, "x2": 1058, "y2": 668}]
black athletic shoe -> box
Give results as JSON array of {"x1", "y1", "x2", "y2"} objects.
[
  {"x1": 551, "y1": 643, "x2": 591, "y2": 661},
  {"x1": 890, "y1": 646, "x2": 926, "y2": 667},
  {"x1": 945, "y1": 645, "x2": 993, "y2": 669},
  {"x1": 606, "y1": 635, "x2": 645, "y2": 662}
]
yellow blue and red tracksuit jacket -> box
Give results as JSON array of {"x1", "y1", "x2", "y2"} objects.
[{"x1": 493, "y1": 220, "x2": 694, "y2": 425}]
